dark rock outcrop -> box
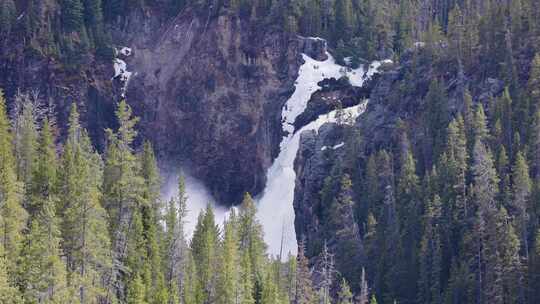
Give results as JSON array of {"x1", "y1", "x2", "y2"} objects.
[
  {"x1": 293, "y1": 74, "x2": 379, "y2": 130},
  {"x1": 123, "y1": 10, "x2": 327, "y2": 205},
  {"x1": 293, "y1": 123, "x2": 348, "y2": 250}
]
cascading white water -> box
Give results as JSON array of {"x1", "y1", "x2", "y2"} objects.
[
  {"x1": 160, "y1": 49, "x2": 387, "y2": 254},
  {"x1": 256, "y1": 51, "x2": 385, "y2": 257},
  {"x1": 112, "y1": 47, "x2": 134, "y2": 98}
]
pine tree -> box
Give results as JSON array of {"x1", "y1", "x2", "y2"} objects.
[
  {"x1": 0, "y1": 0, "x2": 16, "y2": 38},
  {"x1": 424, "y1": 79, "x2": 450, "y2": 164},
  {"x1": 482, "y1": 207, "x2": 505, "y2": 304},
  {"x1": 530, "y1": 229, "x2": 540, "y2": 303},
  {"x1": 329, "y1": 174, "x2": 363, "y2": 286},
  {"x1": 363, "y1": 153, "x2": 382, "y2": 218},
  {"x1": 0, "y1": 89, "x2": 27, "y2": 284},
  {"x1": 393, "y1": 0, "x2": 413, "y2": 55},
  {"x1": 138, "y1": 141, "x2": 168, "y2": 304},
  {"x1": 19, "y1": 118, "x2": 67, "y2": 303},
  {"x1": 260, "y1": 264, "x2": 281, "y2": 304},
  {"x1": 530, "y1": 108, "x2": 540, "y2": 178},
  {"x1": 0, "y1": 249, "x2": 21, "y2": 303},
  {"x1": 29, "y1": 118, "x2": 57, "y2": 214},
  {"x1": 462, "y1": 1, "x2": 480, "y2": 68},
  {"x1": 12, "y1": 93, "x2": 39, "y2": 196},
  {"x1": 511, "y1": 151, "x2": 532, "y2": 258},
  {"x1": 190, "y1": 205, "x2": 220, "y2": 303},
  {"x1": 465, "y1": 139, "x2": 504, "y2": 304},
  {"x1": 216, "y1": 210, "x2": 240, "y2": 304},
  {"x1": 127, "y1": 274, "x2": 147, "y2": 304},
  {"x1": 239, "y1": 243, "x2": 255, "y2": 304},
  {"x1": 473, "y1": 103, "x2": 490, "y2": 145},
  {"x1": 295, "y1": 239, "x2": 316, "y2": 304},
  {"x1": 373, "y1": 150, "x2": 400, "y2": 302},
  {"x1": 424, "y1": 21, "x2": 446, "y2": 59},
  {"x1": 163, "y1": 174, "x2": 188, "y2": 299},
  {"x1": 472, "y1": 140, "x2": 499, "y2": 213},
  {"x1": 238, "y1": 193, "x2": 266, "y2": 288},
  {"x1": 83, "y1": 0, "x2": 104, "y2": 38},
  {"x1": 528, "y1": 53, "x2": 540, "y2": 109},
  {"x1": 417, "y1": 195, "x2": 442, "y2": 304},
  {"x1": 334, "y1": 0, "x2": 354, "y2": 42},
  {"x1": 62, "y1": 0, "x2": 85, "y2": 32},
  {"x1": 447, "y1": 4, "x2": 465, "y2": 61},
  {"x1": 440, "y1": 116, "x2": 468, "y2": 237},
  {"x1": 497, "y1": 207, "x2": 524, "y2": 304},
  {"x1": 140, "y1": 141, "x2": 160, "y2": 212},
  {"x1": 444, "y1": 260, "x2": 471, "y2": 304},
  {"x1": 60, "y1": 103, "x2": 113, "y2": 303},
  {"x1": 182, "y1": 250, "x2": 203, "y2": 304},
  {"x1": 20, "y1": 197, "x2": 72, "y2": 302},
  {"x1": 463, "y1": 88, "x2": 475, "y2": 142},
  {"x1": 396, "y1": 145, "x2": 421, "y2": 302},
  {"x1": 22, "y1": 0, "x2": 41, "y2": 38},
  {"x1": 334, "y1": 278, "x2": 352, "y2": 304},
  {"x1": 103, "y1": 100, "x2": 144, "y2": 299},
  {"x1": 124, "y1": 206, "x2": 147, "y2": 292},
  {"x1": 496, "y1": 88, "x2": 514, "y2": 150},
  {"x1": 298, "y1": 0, "x2": 322, "y2": 38},
  {"x1": 285, "y1": 252, "x2": 297, "y2": 302}
]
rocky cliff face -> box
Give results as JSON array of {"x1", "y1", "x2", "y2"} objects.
[
  {"x1": 292, "y1": 46, "x2": 508, "y2": 288},
  {"x1": 0, "y1": 4, "x2": 327, "y2": 205},
  {"x1": 122, "y1": 9, "x2": 328, "y2": 205}
]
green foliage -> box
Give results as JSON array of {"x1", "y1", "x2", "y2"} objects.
[
  {"x1": 127, "y1": 274, "x2": 147, "y2": 304},
  {"x1": 0, "y1": 0, "x2": 16, "y2": 38},
  {"x1": 424, "y1": 79, "x2": 450, "y2": 162},
  {"x1": 12, "y1": 93, "x2": 39, "y2": 192},
  {"x1": 0, "y1": 90, "x2": 28, "y2": 285},
  {"x1": 190, "y1": 205, "x2": 220, "y2": 302},
  {"x1": 337, "y1": 278, "x2": 353, "y2": 304},
  {"x1": 20, "y1": 198, "x2": 72, "y2": 303},
  {"x1": 216, "y1": 209, "x2": 239, "y2": 304},
  {"x1": 60, "y1": 103, "x2": 113, "y2": 303},
  {"x1": 29, "y1": 118, "x2": 57, "y2": 213},
  {"x1": 0, "y1": 89, "x2": 304, "y2": 304},
  {"x1": 238, "y1": 193, "x2": 266, "y2": 282},
  {"x1": 294, "y1": 240, "x2": 316, "y2": 304},
  {"x1": 0, "y1": 251, "x2": 21, "y2": 303},
  {"x1": 62, "y1": 0, "x2": 85, "y2": 32}
]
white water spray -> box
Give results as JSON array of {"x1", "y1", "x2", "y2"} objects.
[{"x1": 161, "y1": 170, "x2": 228, "y2": 238}]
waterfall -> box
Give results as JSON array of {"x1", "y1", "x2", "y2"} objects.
[{"x1": 256, "y1": 50, "x2": 385, "y2": 257}]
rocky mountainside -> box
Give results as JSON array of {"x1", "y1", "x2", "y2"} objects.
[
  {"x1": 292, "y1": 44, "x2": 519, "y2": 291},
  {"x1": 0, "y1": 2, "x2": 329, "y2": 205},
  {"x1": 3, "y1": 0, "x2": 540, "y2": 303}
]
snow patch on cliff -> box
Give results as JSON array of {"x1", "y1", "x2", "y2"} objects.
[
  {"x1": 112, "y1": 47, "x2": 134, "y2": 98},
  {"x1": 281, "y1": 53, "x2": 383, "y2": 136},
  {"x1": 321, "y1": 142, "x2": 345, "y2": 151}
]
